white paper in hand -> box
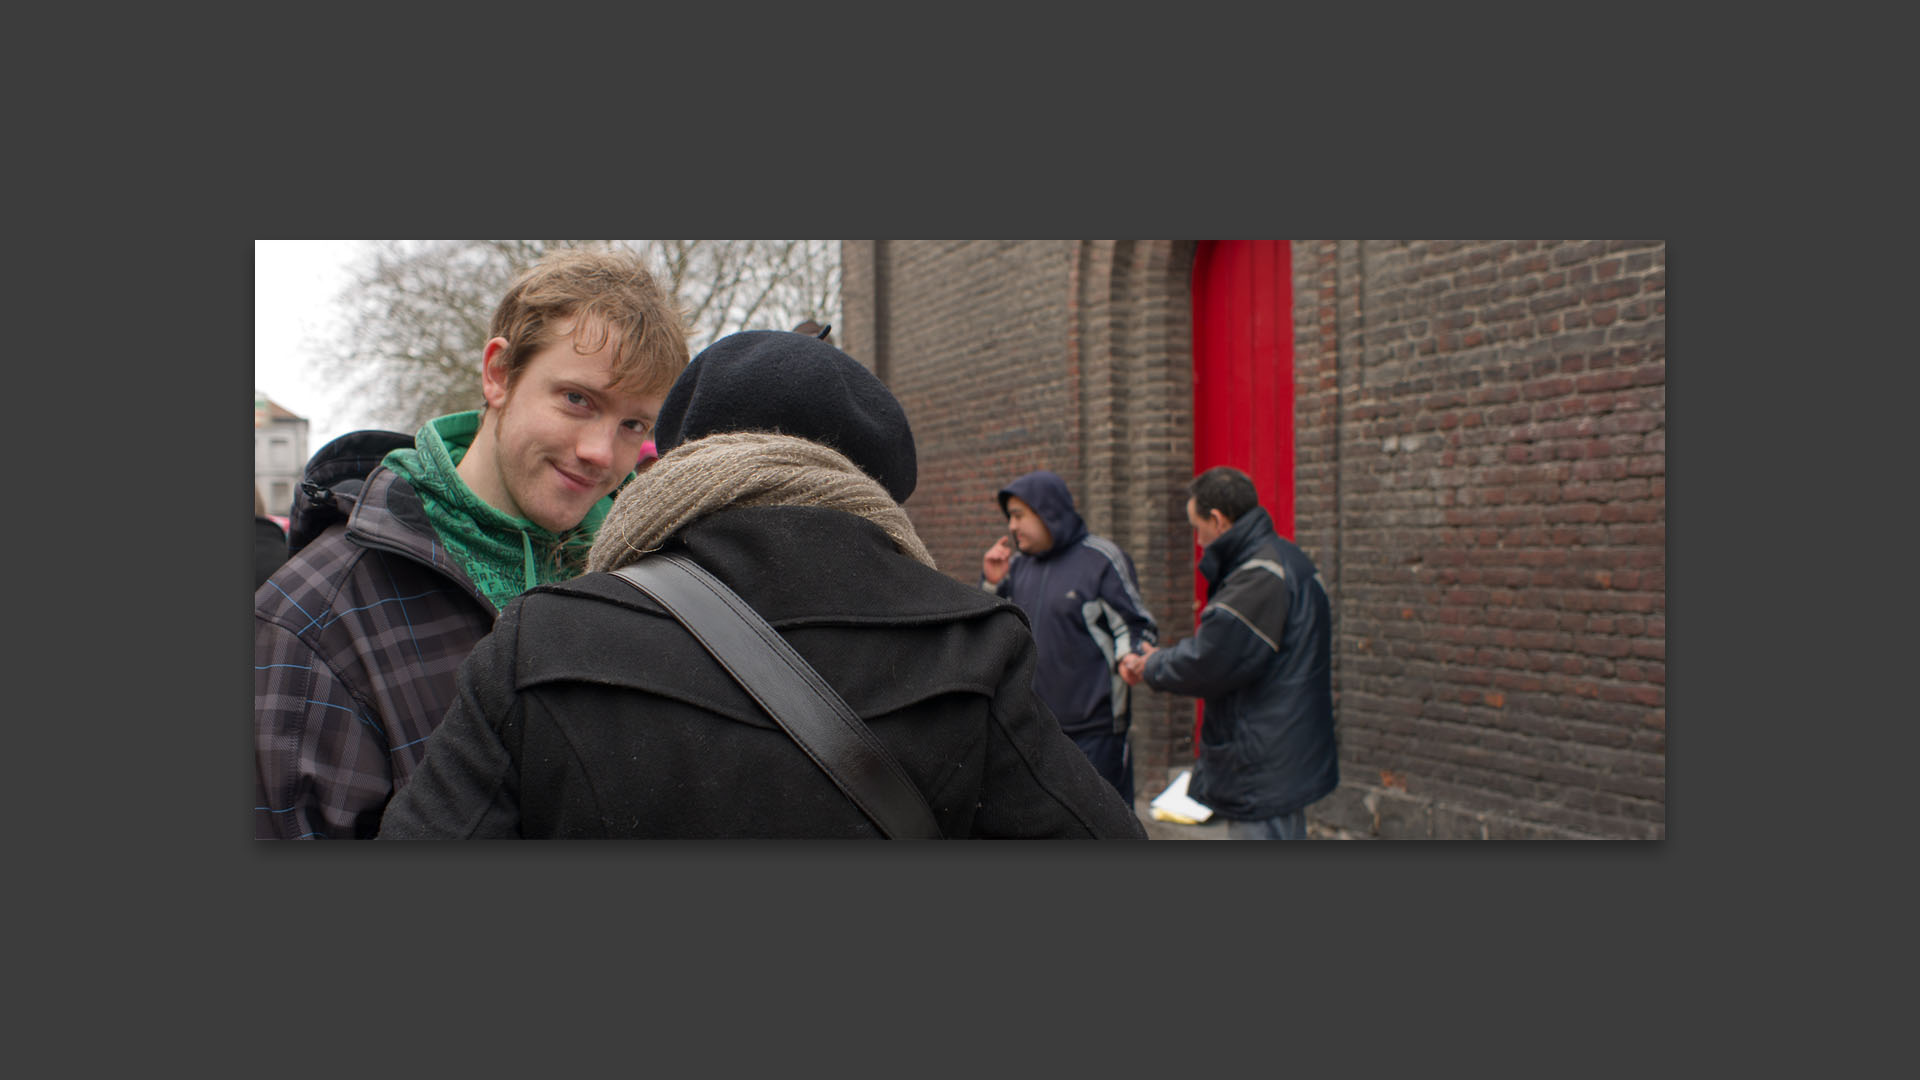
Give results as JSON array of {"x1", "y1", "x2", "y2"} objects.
[{"x1": 1149, "y1": 769, "x2": 1214, "y2": 824}]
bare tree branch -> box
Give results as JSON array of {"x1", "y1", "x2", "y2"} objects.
[{"x1": 313, "y1": 239, "x2": 841, "y2": 434}]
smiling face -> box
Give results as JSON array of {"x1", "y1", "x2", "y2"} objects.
[{"x1": 457, "y1": 317, "x2": 666, "y2": 533}]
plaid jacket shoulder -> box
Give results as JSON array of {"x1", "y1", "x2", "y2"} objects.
[{"x1": 253, "y1": 471, "x2": 494, "y2": 839}]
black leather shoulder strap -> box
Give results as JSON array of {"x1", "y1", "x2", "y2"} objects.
[{"x1": 610, "y1": 553, "x2": 942, "y2": 839}]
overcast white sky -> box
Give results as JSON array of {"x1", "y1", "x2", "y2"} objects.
[{"x1": 254, "y1": 239, "x2": 370, "y2": 449}]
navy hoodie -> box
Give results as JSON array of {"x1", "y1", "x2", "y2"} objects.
[{"x1": 986, "y1": 471, "x2": 1157, "y2": 736}]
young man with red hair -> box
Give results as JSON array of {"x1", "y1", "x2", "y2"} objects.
[{"x1": 254, "y1": 248, "x2": 689, "y2": 839}]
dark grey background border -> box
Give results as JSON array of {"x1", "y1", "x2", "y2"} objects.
[{"x1": 49, "y1": 33, "x2": 1802, "y2": 1072}]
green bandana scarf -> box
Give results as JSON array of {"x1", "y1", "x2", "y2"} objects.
[{"x1": 381, "y1": 411, "x2": 622, "y2": 612}]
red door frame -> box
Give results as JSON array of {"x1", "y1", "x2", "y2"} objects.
[{"x1": 1188, "y1": 240, "x2": 1294, "y2": 753}]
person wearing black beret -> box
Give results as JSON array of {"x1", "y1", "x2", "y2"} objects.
[{"x1": 381, "y1": 330, "x2": 1148, "y2": 838}]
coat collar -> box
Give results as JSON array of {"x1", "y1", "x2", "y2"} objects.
[
  {"x1": 1198, "y1": 505, "x2": 1278, "y2": 589},
  {"x1": 554, "y1": 504, "x2": 1013, "y2": 628}
]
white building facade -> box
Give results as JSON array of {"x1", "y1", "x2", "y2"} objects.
[{"x1": 254, "y1": 391, "x2": 310, "y2": 518}]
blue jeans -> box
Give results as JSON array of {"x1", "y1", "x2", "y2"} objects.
[
  {"x1": 1068, "y1": 727, "x2": 1133, "y2": 806},
  {"x1": 1226, "y1": 809, "x2": 1308, "y2": 840}
]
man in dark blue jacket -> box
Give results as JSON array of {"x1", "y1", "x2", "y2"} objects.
[
  {"x1": 1120, "y1": 467, "x2": 1338, "y2": 839},
  {"x1": 983, "y1": 470, "x2": 1157, "y2": 803}
]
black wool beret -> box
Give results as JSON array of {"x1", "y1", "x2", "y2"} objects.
[{"x1": 654, "y1": 330, "x2": 918, "y2": 502}]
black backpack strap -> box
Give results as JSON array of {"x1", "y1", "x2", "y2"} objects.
[{"x1": 610, "y1": 553, "x2": 942, "y2": 839}]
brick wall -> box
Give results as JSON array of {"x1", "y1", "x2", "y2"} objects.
[
  {"x1": 842, "y1": 239, "x2": 1666, "y2": 839},
  {"x1": 1295, "y1": 240, "x2": 1666, "y2": 839},
  {"x1": 846, "y1": 240, "x2": 1079, "y2": 577},
  {"x1": 841, "y1": 240, "x2": 1199, "y2": 788}
]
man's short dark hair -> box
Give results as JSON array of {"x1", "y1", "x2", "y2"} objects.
[{"x1": 1189, "y1": 466, "x2": 1259, "y2": 524}]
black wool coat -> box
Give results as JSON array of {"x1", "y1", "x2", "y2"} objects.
[{"x1": 379, "y1": 505, "x2": 1149, "y2": 839}]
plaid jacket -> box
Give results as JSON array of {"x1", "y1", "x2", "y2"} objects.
[{"x1": 254, "y1": 463, "x2": 496, "y2": 839}]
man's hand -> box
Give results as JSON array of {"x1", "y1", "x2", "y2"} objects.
[
  {"x1": 983, "y1": 535, "x2": 1014, "y2": 584},
  {"x1": 1119, "y1": 643, "x2": 1157, "y2": 686}
]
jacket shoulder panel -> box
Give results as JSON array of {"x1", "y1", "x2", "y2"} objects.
[
  {"x1": 1080, "y1": 535, "x2": 1154, "y2": 624},
  {"x1": 1207, "y1": 558, "x2": 1291, "y2": 650},
  {"x1": 256, "y1": 524, "x2": 382, "y2": 635}
]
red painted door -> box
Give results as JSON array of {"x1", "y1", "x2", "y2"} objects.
[{"x1": 1188, "y1": 240, "x2": 1294, "y2": 753}]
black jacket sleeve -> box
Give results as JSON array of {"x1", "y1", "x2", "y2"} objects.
[{"x1": 1144, "y1": 565, "x2": 1290, "y2": 699}]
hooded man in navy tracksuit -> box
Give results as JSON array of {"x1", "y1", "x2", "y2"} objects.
[{"x1": 983, "y1": 470, "x2": 1158, "y2": 803}]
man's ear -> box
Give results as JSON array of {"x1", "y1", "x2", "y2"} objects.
[
  {"x1": 1211, "y1": 509, "x2": 1233, "y2": 532},
  {"x1": 479, "y1": 337, "x2": 513, "y2": 409}
]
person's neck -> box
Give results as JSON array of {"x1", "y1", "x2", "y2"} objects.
[{"x1": 453, "y1": 419, "x2": 510, "y2": 516}]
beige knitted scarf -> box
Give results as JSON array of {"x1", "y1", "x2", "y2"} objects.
[{"x1": 584, "y1": 431, "x2": 936, "y2": 574}]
